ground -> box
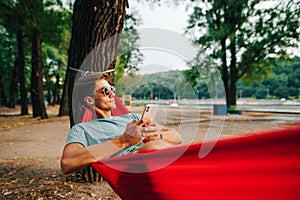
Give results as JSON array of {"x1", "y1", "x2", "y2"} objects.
[{"x1": 0, "y1": 105, "x2": 299, "y2": 200}]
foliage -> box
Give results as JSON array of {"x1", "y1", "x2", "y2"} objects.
[
  {"x1": 1, "y1": 0, "x2": 299, "y2": 114},
  {"x1": 0, "y1": 26, "x2": 16, "y2": 105},
  {"x1": 115, "y1": 10, "x2": 143, "y2": 84},
  {"x1": 117, "y1": 56, "x2": 300, "y2": 100},
  {"x1": 237, "y1": 56, "x2": 300, "y2": 99},
  {"x1": 116, "y1": 70, "x2": 198, "y2": 100},
  {"x1": 41, "y1": 7, "x2": 71, "y2": 105},
  {"x1": 0, "y1": 0, "x2": 72, "y2": 111},
  {"x1": 185, "y1": 0, "x2": 300, "y2": 106}
]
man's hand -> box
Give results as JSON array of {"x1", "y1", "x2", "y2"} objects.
[
  {"x1": 121, "y1": 120, "x2": 144, "y2": 146},
  {"x1": 120, "y1": 120, "x2": 163, "y2": 147}
]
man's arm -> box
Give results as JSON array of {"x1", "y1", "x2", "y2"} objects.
[
  {"x1": 61, "y1": 136, "x2": 128, "y2": 174},
  {"x1": 137, "y1": 127, "x2": 182, "y2": 152},
  {"x1": 142, "y1": 122, "x2": 182, "y2": 145},
  {"x1": 61, "y1": 120, "x2": 145, "y2": 174},
  {"x1": 160, "y1": 127, "x2": 182, "y2": 144}
]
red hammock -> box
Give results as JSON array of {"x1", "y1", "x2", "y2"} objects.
[
  {"x1": 82, "y1": 97, "x2": 300, "y2": 199},
  {"x1": 92, "y1": 126, "x2": 300, "y2": 200}
]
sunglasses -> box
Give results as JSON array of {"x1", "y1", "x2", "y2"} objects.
[{"x1": 101, "y1": 86, "x2": 116, "y2": 96}]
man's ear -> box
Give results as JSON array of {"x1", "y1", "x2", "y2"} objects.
[{"x1": 84, "y1": 96, "x2": 94, "y2": 106}]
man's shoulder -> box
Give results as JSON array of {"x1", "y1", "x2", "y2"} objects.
[
  {"x1": 71, "y1": 113, "x2": 141, "y2": 126},
  {"x1": 119, "y1": 113, "x2": 141, "y2": 120},
  {"x1": 108, "y1": 113, "x2": 141, "y2": 121}
]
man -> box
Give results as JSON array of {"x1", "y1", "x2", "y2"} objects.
[{"x1": 61, "y1": 72, "x2": 182, "y2": 174}]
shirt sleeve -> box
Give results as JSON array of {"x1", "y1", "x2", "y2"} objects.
[
  {"x1": 66, "y1": 125, "x2": 88, "y2": 147},
  {"x1": 130, "y1": 113, "x2": 142, "y2": 121}
]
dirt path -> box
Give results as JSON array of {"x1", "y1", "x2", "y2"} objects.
[
  {"x1": 0, "y1": 107, "x2": 120, "y2": 200},
  {"x1": 1, "y1": 106, "x2": 299, "y2": 199}
]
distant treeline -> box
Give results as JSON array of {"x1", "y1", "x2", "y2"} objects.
[{"x1": 117, "y1": 57, "x2": 300, "y2": 100}]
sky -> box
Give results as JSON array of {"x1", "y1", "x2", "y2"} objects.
[
  {"x1": 127, "y1": 2, "x2": 192, "y2": 74},
  {"x1": 128, "y1": 2, "x2": 189, "y2": 33},
  {"x1": 64, "y1": 0, "x2": 190, "y2": 33}
]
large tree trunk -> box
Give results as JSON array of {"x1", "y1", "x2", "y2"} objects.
[
  {"x1": 68, "y1": 0, "x2": 128, "y2": 127},
  {"x1": 17, "y1": 29, "x2": 29, "y2": 115},
  {"x1": 66, "y1": 0, "x2": 128, "y2": 183},
  {"x1": 30, "y1": 10, "x2": 48, "y2": 119},
  {"x1": 220, "y1": 39, "x2": 229, "y2": 105},
  {"x1": 229, "y1": 34, "x2": 238, "y2": 108}
]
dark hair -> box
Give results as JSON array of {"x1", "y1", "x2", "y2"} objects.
[{"x1": 74, "y1": 72, "x2": 111, "y2": 106}]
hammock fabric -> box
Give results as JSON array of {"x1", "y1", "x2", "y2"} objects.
[
  {"x1": 92, "y1": 126, "x2": 300, "y2": 200},
  {"x1": 81, "y1": 97, "x2": 299, "y2": 199}
]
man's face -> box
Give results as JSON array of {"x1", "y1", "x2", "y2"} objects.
[{"x1": 93, "y1": 79, "x2": 116, "y2": 112}]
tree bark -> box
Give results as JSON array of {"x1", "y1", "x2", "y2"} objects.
[
  {"x1": 17, "y1": 29, "x2": 29, "y2": 115},
  {"x1": 30, "y1": 9, "x2": 48, "y2": 119},
  {"x1": 229, "y1": 34, "x2": 237, "y2": 108},
  {"x1": 220, "y1": 39, "x2": 229, "y2": 105},
  {"x1": 65, "y1": 0, "x2": 128, "y2": 183},
  {"x1": 67, "y1": 0, "x2": 128, "y2": 126}
]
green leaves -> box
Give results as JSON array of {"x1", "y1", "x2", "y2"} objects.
[
  {"x1": 115, "y1": 11, "x2": 143, "y2": 83},
  {"x1": 185, "y1": 0, "x2": 300, "y2": 106},
  {"x1": 0, "y1": 0, "x2": 71, "y2": 109}
]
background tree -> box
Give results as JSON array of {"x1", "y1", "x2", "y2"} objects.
[
  {"x1": 0, "y1": 28, "x2": 13, "y2": 107},
  {"x1": 43, "y1": 46, "x2": 67, "y2": 106},
  {"x1": 115, "y1": 10, "x2": 143, "y2": 83},
  {"x1": 0, "y1": 0, "x2": 29, "y2": 114},
  {"x1": 17, "y1": 0, "x2": 28, "y2": 114},
  {"x1": 118, "y1": 56, "x2": 299, "y2": 101},
  {"x1": 186, "y1": 0, "x2": 300, "y2": 108},
  {"x1": 238, "y1": 56, "x2": 300, "y2": 99},
  {"x1": 42, "y1": 7, "x2": 71, "y2": 108},
  {"x1": 0, "y1": 0, "x2": 70, "y2": 118},
  {"x1": 25, "y1": 0, "x2": 48, "y2": 118}
]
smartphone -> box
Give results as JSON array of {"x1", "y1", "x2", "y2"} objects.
[{"x1": 141, "y1": 104, "x2": 158, "y2": 122}]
